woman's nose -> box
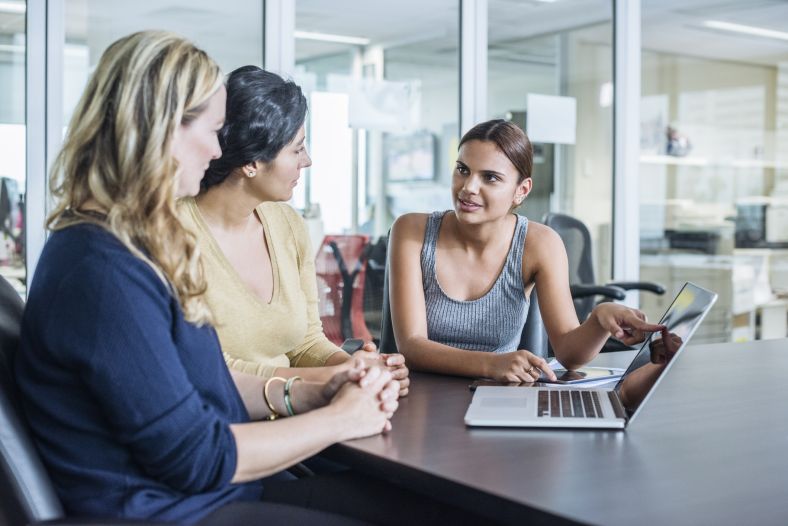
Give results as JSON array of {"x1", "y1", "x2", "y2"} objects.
[
  {"x1": 463, "y1": 175, "x2": 480, "y2": 194},
  {"x1": 301, "y1": 151, "x2": 312, "y2": 169}
]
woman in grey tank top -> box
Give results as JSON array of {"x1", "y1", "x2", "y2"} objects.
[{"x1": 388, "y1": 120, "x2": 662, "y2": 382}]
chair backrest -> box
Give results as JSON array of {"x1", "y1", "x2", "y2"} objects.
[
  {"x1": 519, "y1": 288, "x2": 550, "y2": 359},
  {"x1": 362, "y1": 236, "x2": 387, "y2": 344},
  {"x1": 0, "y1": 275, "x2": 65, "y2": 525},
  {"x1": 0, "y1": 178, "x2": 15, "y2": 237},
  {"x1": 379, "y1": 241, "x2": 396, "y2": 354},
  {"x1": 314, "y1": 235, "x2": 372, "y2": 345},
  {"x1": 542, "y1": 212, "x2": 597, "y2": 321}
]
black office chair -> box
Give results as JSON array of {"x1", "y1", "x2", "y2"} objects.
[
  {"x1": 362, "y1": 236, "x2": 388, "y2": 346},
  {"x1": 519, "y1": 288, "x2": 549, "y2": 359},
  {"x1": 326, "y1": 238, "x2": 368, "y2": 341},
  {"x1": 379, "y1": 236, "x2": 397, "y2": 355},
  {"x1": 0, "y1": 275, "x2": 67, "y2": 526},
  {"x1": 543, "y1": 212, "x2": 665, "y2": 322},
  {"x1": 0, "y1": 177, "x2": 15, "y2": 239}
]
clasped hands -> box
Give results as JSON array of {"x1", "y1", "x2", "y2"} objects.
[
  {"x1": 341, "y1": 342, "x2": 410, "y2": 397},
  {"x1": 324, "y1": 357, "x2": 401, "y2": 434}
]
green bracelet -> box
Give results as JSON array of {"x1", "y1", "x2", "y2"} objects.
[{"x1": 284, "y1": 376, "x2": 302, "y2": 416}]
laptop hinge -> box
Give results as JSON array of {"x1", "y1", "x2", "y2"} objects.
[{"x1": 607, "y1": 391, "x2": 627, "y2": 420}]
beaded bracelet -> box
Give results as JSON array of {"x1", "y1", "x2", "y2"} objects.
[
  {"x1": 263, "y1": 376, "x2": 286, "y2": 421},
  {"x1": 284, "y1": 376, "x2": 302, "y2": 417}
]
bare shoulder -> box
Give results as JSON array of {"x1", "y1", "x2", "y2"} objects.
[
  {"x1": 390, "y1": 213, "x2": 430, "y2": 243},
  {"x1": 524, "y1": 221, "x2": 566, "y2": 262}
]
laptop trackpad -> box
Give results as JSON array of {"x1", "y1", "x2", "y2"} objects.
[{"x1": 480, "y1": 397, "x2": 527, "y2": 408}]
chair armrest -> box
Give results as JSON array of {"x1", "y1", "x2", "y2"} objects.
[
  {"x1": 570, "y1": 284, "x2": 626, "y2": 300},
  {"x1": 607, "y1": 281, "x2": 666, "y2": 295},
  {"x1": 367, "y1": 260, "x2": 385, "y2": 271}
]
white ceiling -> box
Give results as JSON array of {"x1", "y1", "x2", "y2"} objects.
[
  {"x1": 641, "y1": 0, "x2": 788, "y2": 67},
  {"x1": 0, "y1": 0, "x2": 786, "y2": 68},
  {"x1": 293, "y1": 0, "x2": 788, "y2": 67}
]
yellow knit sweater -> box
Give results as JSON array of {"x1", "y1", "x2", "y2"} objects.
[{"x1": 178, "y1": 197, "x2": 342, "y2": 377}]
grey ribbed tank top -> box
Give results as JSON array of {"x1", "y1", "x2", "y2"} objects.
[{"x1": 422, "y1": 211, "x2": 530, "y2": 354}]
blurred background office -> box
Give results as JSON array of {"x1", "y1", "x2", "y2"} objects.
[{"x1": 2, "y1": 0, "x2": 788, "y2": 344}]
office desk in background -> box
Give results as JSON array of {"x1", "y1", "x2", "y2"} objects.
[{"x1": 327, "y1": 339, "x2": 788, "y2": 526}]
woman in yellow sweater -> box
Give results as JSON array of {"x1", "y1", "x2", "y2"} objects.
[{"x1": 179, "y1": 66, "x2": 409, "y2": 394}]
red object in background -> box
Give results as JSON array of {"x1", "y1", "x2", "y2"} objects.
[{"x1": 314, "y1": 234, "x2": 372, "y2": 345}]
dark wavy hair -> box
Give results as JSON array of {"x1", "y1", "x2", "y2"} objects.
[
  {"x1": 458, "y1": 119, "x2": 533, "y2": 183},
  {"x1": 201, "y1": 66, "x2": 307, "y2": 191}
]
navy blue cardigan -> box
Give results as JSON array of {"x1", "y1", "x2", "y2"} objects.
[{"x1": 15, "y1": 224, "x2": 262, "y2": 524}]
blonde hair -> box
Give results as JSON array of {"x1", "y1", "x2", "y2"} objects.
[{"x1": 47, "y1": 31, "x2": 223, "y2": 325}]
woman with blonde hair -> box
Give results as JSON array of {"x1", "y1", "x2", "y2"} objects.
[{"x1": 15, "y1": 31, "x2": 399, "y2": 524}]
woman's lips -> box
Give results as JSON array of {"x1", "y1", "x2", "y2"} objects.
[{"x1": 458, "y1": 198, "x2": 481, "y2": 212}]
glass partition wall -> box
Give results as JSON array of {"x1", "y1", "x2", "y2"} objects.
[
  {"x1": 28, "y1": 1, "x2": 785, "y2": 343},
  {"x1": 62, "y1": 0, "x2": 264, "y2": 124},
  {"x1": 488, "y1": 0, "x2": 614, "y2": 282},
  {"x1": 639, "y1": 0, "x2": 788, "y2": 342},
  {"x1": 294, "y1": 0, "x2": 460, "y2": 237},
  {"x1": 0, "y1": 0, "x2": 26, "y2": 296}
]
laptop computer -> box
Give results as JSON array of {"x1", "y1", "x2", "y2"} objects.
[{"x1": 464, "y1": 282, "x2": 718, "y2": 429}]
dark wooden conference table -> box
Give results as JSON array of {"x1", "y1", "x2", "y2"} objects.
[{"x1": 326, "y1": 338, "x2": 788, "y2": 526}]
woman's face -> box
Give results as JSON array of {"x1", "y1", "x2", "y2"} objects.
[
  {"x1": 452, "y1": 139, "x2": 530, "y2": 224},
  {"x1": 172, "y1": 86, "x2": 226, "y2": 198},
  {"x1": 256, "y1": 125, "x2": 312, "y2": 202}
]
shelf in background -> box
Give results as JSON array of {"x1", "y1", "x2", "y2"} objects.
[{"x1": 640, "y1": 154, "x2": 788, "y2": 170}]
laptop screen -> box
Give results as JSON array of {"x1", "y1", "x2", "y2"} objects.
[{"x1": 613, "y1": 282, "x2": 718, "y2": 419}]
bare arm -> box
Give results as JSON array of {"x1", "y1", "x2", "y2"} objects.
[
  {"x1": 529, "y1": 224, "x2": 662, "y2": 370},
  {"x1": 272, "y1": 349, "x2": 410, "y2": 393},
  {"x1": 230, "y1": 405, "x2": 351, "y2": 481},
  {"x1": 230, "y1": 368, "x2": 333, "y2": 419},
  {"x1": 527, "y1": 224, "x2": 606, "y2": 370},
  {"x1": 276, "y1": 206, "x2": 410, "y2": 393},
  {"x1": 271, "y1": 359, "x2": 347, "y2": 383},
  {"x1": 283, "y1": 205, "x2": 350, "y2": 369},
  {"x1": 230, "y1": 366, "x2": 399, "y2": 482}
]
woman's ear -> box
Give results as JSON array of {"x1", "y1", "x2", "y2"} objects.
[
  {"x1": 242, "y1": 161, "x2": 261, "y2": 178},
  {"x1": 514, "y1": 177, "x2": 533, "y2": 205}
]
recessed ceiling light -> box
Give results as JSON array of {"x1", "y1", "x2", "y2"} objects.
[
  {"x1": 0, "y1": 1, "x2": 25, "y2": 14},
  {"x1": 295, "y1": 31, "x2": 370, "y2": 46},
  {"x1": 703, "y1": 20, "x2": 788, "y2": 43}
]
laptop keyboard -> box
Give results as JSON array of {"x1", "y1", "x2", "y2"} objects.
[{"x1": 537, "y1": 389, "x2": 604, "y2": 418}]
